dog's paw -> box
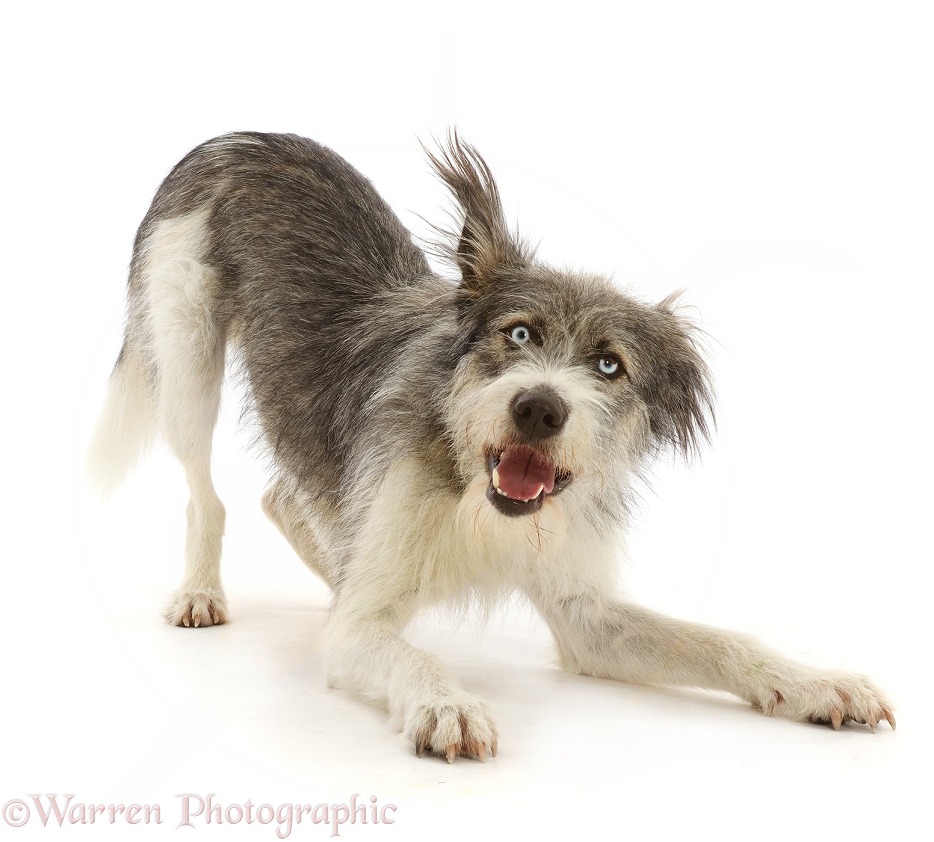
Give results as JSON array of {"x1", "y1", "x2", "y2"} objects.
[
  {"x1": 752, "y1": 671, "x2": 895, "y2": 731},
  {"x1": 406, "y1": 698, "x2": 498, "y2": 762},
  {"x1": 165, "y1": 589, "x2": 228, "y2": 628}
]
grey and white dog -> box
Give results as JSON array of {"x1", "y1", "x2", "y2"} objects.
[{"x1": 89, "y1": 132, "x2": 894, "y2": 761}]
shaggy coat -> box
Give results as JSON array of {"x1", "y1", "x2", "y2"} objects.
[{"x1": 90, "y1": 132, "x2": 893, "y2": 760}]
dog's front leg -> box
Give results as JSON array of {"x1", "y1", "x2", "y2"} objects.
[
  {"x1": 325, "y1": 603, "x2": 498, "y2": 762},
  {"x1": 529, "y1": 587, "x2": 894, "y2": 730}
]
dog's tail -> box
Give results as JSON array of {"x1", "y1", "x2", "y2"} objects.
[{"x1": 87, "y1": 340, "x2": 157, "y2": 497}]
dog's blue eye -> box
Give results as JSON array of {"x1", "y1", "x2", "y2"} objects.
[
  {"x1": 509, "y1": 325, "x2": 532, "y2": 345},
  {"x1": 598, "y1": 355, "x2": 621, "y2": 377}
]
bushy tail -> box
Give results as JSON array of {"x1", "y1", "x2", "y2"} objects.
[{"x1": 87, "y1": 343, "x2": 157, "y2": 496}]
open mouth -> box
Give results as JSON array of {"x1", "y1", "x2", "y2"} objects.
[{"x1": 486, "y1": 445, "x2": 573, "y2": 517}]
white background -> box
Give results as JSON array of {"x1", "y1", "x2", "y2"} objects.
[{"x1": 2, "y1": 1, "x2": 931, "y2": 839}]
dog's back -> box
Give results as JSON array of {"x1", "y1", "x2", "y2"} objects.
[{"x1": 90, "y1": 132, "x2": 434, "y2": 487}]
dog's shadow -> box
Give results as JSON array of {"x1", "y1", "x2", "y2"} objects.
[{"x1": 256, "y1": 603, "x2": 773, "y2": 751}]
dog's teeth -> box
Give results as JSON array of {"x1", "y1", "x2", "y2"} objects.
[{"x1": 492, "y1": 467, "x2": 501, "y2": 490}]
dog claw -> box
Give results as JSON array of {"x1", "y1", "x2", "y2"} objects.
[
  {"x1": 167, "y1": 591, "x2": 228, "y2": 628},
  {"x1": 491, "y1": 738, "x2": 498, "y2": 758},
  {"x1": 764, "y1": 689, "x2": 784, "y2": 716},
  {"x1": 764, "y1": 674, "x2": 891, "y2": 735},
  {"x1": 409, "y1": 701, "x2": 496, "y2": 763}
]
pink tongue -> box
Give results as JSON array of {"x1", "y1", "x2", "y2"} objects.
[{"x1": 496, "y1": 446, "x2": 557, "y2": 501}]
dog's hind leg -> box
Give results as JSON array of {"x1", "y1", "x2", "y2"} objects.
[
  {"x1": 144, "y1": 210, "x2": 228, "y2": 627},
  {"x1": 163, "y1": 390, "x2": 227, "y2": 629},
  {"x1": 262, "y1": 479, "x2": 341, "y2": 591}
]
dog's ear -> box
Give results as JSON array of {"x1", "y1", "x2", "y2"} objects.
[
  {"x1": 643, "y1": 294, "x2": 716, "y2": 459},
  {"x1": 424, "y1": 131, "x2": 531, "y2": 291}
]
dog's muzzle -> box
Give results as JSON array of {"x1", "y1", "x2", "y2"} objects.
[{"x1": 486, "y1": 446, "x2": 573, "y2": 517}]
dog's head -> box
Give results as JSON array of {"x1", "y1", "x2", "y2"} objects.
[{"x1": 429, "y1": 136, "x2": 714, "y2": 535}]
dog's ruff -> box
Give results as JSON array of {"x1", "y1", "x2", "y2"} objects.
[{"x1": 89, "y1": 132, "x2": 894, "y2": 760}]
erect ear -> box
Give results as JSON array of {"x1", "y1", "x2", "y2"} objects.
[{"x1": 424, "y1": 131, "x2": 531, "y2": 292}]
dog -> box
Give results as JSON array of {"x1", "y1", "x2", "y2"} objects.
[{"x1": 88, "y1": 131, "x2": 894, "y2": 761}]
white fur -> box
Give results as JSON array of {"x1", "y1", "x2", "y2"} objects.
[
  {"x1": 87, "y1": 343, "x2": 157, "y2": 495},
  {"x1": 321, "y1": 456, "x2": 570, "y2": 759},
  {"x1": 89, "y1": 208, "x2": 229, "y2": 627},
  {"x1": 262, "y1": 475, "x2": 342, "y2": 589},
  {"x1": 144, "y1": 210, "x2": 228, "y2": 627},
  {"x1": 524, "y1": 569, "x2": 893, "y2": 730}
]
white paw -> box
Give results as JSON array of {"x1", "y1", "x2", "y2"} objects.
[
  {"x1": 752, "y1": 671, "x2": 895, "y2": 731},
  {"x1": 406, "y1": 697, "x2": 498, "y2": 762},
  {"x1": 165, "y1": 589, "x2": 228, "y2": 628}
]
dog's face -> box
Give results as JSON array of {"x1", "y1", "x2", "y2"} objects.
[
  {"x1": 446, "y1": 268, "x2": 712, "y2": 529},
  {"x1": 429, "y1": 137, "x2": 713, "y2": 535}
]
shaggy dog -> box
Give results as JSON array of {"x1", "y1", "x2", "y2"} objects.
[{"x1": 89, "y1": 132, "x2": 894, "y2": 761}]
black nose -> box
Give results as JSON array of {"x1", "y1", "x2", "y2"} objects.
[{"x1": 512, "y1": 390, "x2": 567, "y2": 440}]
